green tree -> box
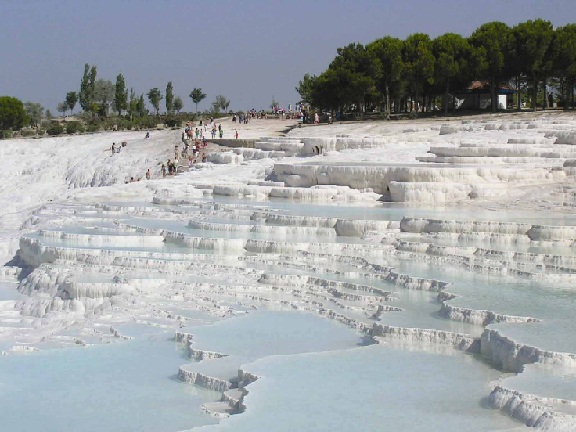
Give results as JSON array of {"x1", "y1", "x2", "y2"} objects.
[
  {"x1": 79, "y1": 63, "x2": 97, "y2": 113},
  {"x1": 65, "y1": 91, "x2": 78, "y2": 115},
  {"x1": 93, "y1": 79, "x2": 115, "y2": 117},
  {"x1": 174, "y1": 96, "x2": 183, "y2": 113},
  {"x1": 211, "y1": 95, "x2": 229, "y2": 114},
  {"x1": 128, "y1": 88, "x2": 137, "y2": 119},
  {"x1": 513, "y1": 19, "x2": 555, "y2": 110},
  {"x1": 165, "y1": 81, "x2": 174, "y2": 113},
  {"x1": 295, "y1": 74, "x2": 318, "y2": 105},
  {"x1": 328, "y1": 43, "x2": 376, "y2": 116},
  {"x1": 189, "y1": 88, "x2": 206, "y2": 113},
  {"x1": 313, "y1": 69, "x2": 345, "y2": 112},
  {"x1": 0, "y1": 96, "x2": 27, "y2": 130},
  {"x1": 367, "y1": 36, "x2": 404, "y2": 115},
  {"x1": 221, "y1": 97, "x2": 230, "y2": 112},
  {"x1": 432, "y1": 33, "x2": 473, "y2": 114},
  {"x1": 24, "y1": 102, "x2": 44, "y2": 128},
  {"x1": 137, "y1": 94, "x2": 147, "y2": 117},
  {"x1": 213, "y1": 94, "x2": 230, "y2": 112},
  {"x1": 470, "y1": 22, "x2": 513, "y2": 112},
  {"x1": 403, "y1": 33, "x2": 435, "y2": 112},
  {"x1": 147, "y1": 88, "x2": 163, "y2": 115},
  {"x1": 114, "y1": 74, "x2": 128, "y2": 116},
  {"x1": 552, "y1": 24, "x2": 576, "y2": 109},
  {"x1": 57, "y1": 101, "x2": 67, "y2": 117}
]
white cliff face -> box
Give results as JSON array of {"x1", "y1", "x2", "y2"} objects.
[{"x1": 2, "y1": 114, "x2": 576, "y2": 430}]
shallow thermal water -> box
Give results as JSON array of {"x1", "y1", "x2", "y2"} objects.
[
  {"x1": 9, "y1": 190, "x2": 576, "y2": 431},
  {"x1": 188, "y1": 310, "x2": 365, "y2": 357},
  {"x1": 208, "y1": 196, "x2": 576, "y2": 224},
  {"x1": 394, "y1": 259, "x2": 576, "y2": 321},
  {"x1": 0, "y1": 334, "x2": 221, "y2": 432},
  {"x1": 200, "y1": 343, "x2": 521, "y2": 432}
]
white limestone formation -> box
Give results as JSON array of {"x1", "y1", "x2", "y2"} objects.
[
  {"x1": 489, "y1": 385, "x2": 576, "y2": 431},
  {"x1": 4, "y1": 114, "x2": 576, "y2": 430},
  {"x1": 372, "y1": 324, "x2": 479, "y2": 353},
  {"x1": 481, "y1": 328, "x2": 576, "y2": 373}
]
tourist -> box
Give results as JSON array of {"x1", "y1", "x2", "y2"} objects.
[
  {"x1": 145, "y1": 168, "x2": 151, "y2": 180},
  {"x1": 161, "y1": 164, "x2": 167, "y2": 178},
  {"x1": 145, "y1": 131, "x2": 150, "y2": 138},
  {"x1": 235, "y1": 130, "x2": 239, "y2": 139},
  {"x1": 314, "y1": 112, "x2": 319, "y2": 125}
]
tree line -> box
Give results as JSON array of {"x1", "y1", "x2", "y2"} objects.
[
  {"x1": 0, "y1": 64, "x2": 235, "y2": 136},
  {"x1": 70, "y1": 63, "x2": 230, "y2": 118},
  {"x1": 296, "y1": 20, "x2": 576, "y2": 116}
]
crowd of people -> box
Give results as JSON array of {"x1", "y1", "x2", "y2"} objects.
[
  {"x1": 110, "y1": 110, "x2": 315, "y2": 184},
  {"x1": 111, "y1": 120, "x2": 217, "y2": 183}
]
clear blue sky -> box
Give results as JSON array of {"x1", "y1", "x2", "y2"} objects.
[{"x1": 1, "y1": 0, "x2": 574, "y2": 113}]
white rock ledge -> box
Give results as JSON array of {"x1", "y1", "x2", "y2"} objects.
[{"x1": 489, "y1": 385, "x2": 576, "y2": 431}]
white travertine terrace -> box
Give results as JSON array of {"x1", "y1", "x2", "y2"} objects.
[{"x1": 2, "y1": 114, "x2": 576, "y2": 429}]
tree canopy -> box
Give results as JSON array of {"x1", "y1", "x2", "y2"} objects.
[
  {"x1": 367, "y1": 36, "x2": 404, "y2": 115},
  {"x1": 79, "y1": 64, "x2": 97, "y2": 113},
  {"x1": 295, "y1": 74, "x2": 318, "y2": 105},
  {"x1": 93, "y1": 79, "x2": 115, "y2": 117},
  {"x1": 432, "y1": 33, "x2": 474, "y2": 113},
  {"x1": 114, "y1": 74, "x2": 128, "y2": 116},
  {"x1": 0, "y1": 96, "x2": 27, "y2": 130},
  {"x1": 24, "y1": 102, "x2": 44, "y2": 128},
  {"x1": 513, "y1": 19, "x2": 554, "y2": 110},
  {"x1": 65, "y1": 92, "x2": 78, "y2": 114},
  {"x1": 173, "y1": 96, "x2": 183, "y2": 114},
  {"x1": 297, "y1": 18, "x2": 576, "y2": 114},
  {"x1": 147, "y1": 88, "x2": 163, "y2": 115},
  {"x1": 469, "y1": 22, "x2": 512, "y2": 90},
  {"x1": 552, "y1": 24, "x2": 576, "y2": 107},
  {"x1": 189, "y1": 88, "x2": 206, "y2": 113},
  {"x1": 211, "y1": 94, "x2": 230, "y2": 113}
]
